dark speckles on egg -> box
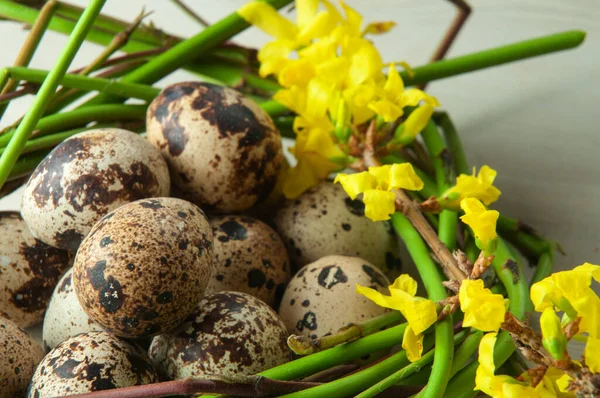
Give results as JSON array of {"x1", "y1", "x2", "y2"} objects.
[
  {"x1": 146, "y1": 82, "x2": 283, "y2": 213},
  {"x1": 149, "y1": 292, "x2": 289, "y2": 380},
  {"x1": 21, "y1": 128, "x2": 171, "y2": 252},
  {"x1": 27, "y1": 332, "x2": 157, "y2": 397},
  {"x1": 204, "y1": 215, "x2": 290, "y2": 307},
  {"x1": 72, "y1": 198, "x2": 213, "y2": 338},
  {"x1": 278, "y1": 256, "x2": 390, "y2": 338}
]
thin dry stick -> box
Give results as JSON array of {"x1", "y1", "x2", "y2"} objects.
[
  {"x1": 54, "y1": 376, "x2": 320, "y2": 398},
  {"x1": 170, "y1": 0, "x2": 210, "y2": 27},
  {"x1": 0, "y1": 0, "x2": 57, "y2": 117},
  {"x1": 71, "y1": 47, "x2": 167, "y2": 74},
  {"x1": 420, "y1": 0, "x2": 471, "y2": 90},
  {"x1": 0, "y1": 84, "x2": 38, "y2": 104}
]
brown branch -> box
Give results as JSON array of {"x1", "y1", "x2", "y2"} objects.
[
  {"x1": 363, "y1": 119, "x2": 379, "y2": 168},
  {"x1": 394, "y1": 189, "x2": 466, "y2": 281},
  {"x1": 420, "y1": 0, "x2": 471, "y2": 90},
  {"x1": 0, "y1": 84, "x2": 37, "y2": 104},
  {"x1": 170, "y1": 0, "x2": 210, "y2": 27},
  {"x1": 54, "y1": 376, "x2": 320, "y2": 398}
]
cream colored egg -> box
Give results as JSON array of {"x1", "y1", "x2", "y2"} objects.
[
  {"x1": 204, "y1": 215, "x2": 290, "y2": 306},
  {"x1": 278, "y1": 255, "x2": 390, "y2": 339},
  {"x1": 273, "y1": 182, "x2": 402, "y2": 278},
  {"x1": 0, "y1": 316, "x2": 45, "y2": 398},
  {"x1": 0, "y1": 212, "x2": 71, "y2": 328},
  {"x1": 146, "y1": 82, "x2": 283, "y2": 212},
  {"x1": 42, "y1": 268, "x2": 103, "y2": 351},
  {"x1": 21, "y1": 128, "x2": 170, "y2": 251},
  {"x1": 27, "y1": 331, "x2": 158, "y2": 397},
  {"x1": 149, "y1": 291, "x2": 290, "y2": 380},
  {"x1": 73, "y1": 198, "x2": 213, "y2": 338}
]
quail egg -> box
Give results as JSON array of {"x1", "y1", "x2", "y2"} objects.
[
  {"x1": 204, "y1": 215, "x2": 290, "y2": 306},
  {"x1": 42, "y1": 268, "x2": 103, "y2": 351},
  {"x1": 0, "y1": 316, "x2": 45, "y2": 398},
  {"x1": 27, "y1": 331, "x2": 158, "y2": 397},
  {"x1": 149, "y1": 291, "x2": 290, "y2": 380},
  {"x1": 273, "y1": 181, "x2": 402, "y2": 277},
  {"x1": 0, "y1": 212, "x2": 71, "y2": 328},
  {"x1": 278, "y1": 255, "x2": 390, "y2": 339},
  {"x1": 21, "y1": 128, "x2": 170, "y2": 251},
  {"x1": 73, "y1": 197, "x2": 213, "y2": 338},
  {"x1": 146, "y1": 82, "x2": 283, "y2": 212}
]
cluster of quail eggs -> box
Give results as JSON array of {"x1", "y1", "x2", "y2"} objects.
[{"x1": 0, "y1": 82, "x2": 400, "y2": 397}]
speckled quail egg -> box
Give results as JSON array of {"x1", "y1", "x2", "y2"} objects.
[
  {"x1": 73, "y1": 197, "x2": 213, "y2": 338},
  {"x1": 27, "y1": 331, "x2": 158, "y2": 397},
  {"x1": 149, "y1": 291, "x2": 290, "y2": 380},
  {"x1": 204, "y1": 215, "x2": 290, "y2": 306},
  {"x1": 0, "y1": 316, "x2": 45, "y2": 398},
  {"x1": 0, "y1": 212, "x2": 71, "y2": 328},
  {"x1": 273, "y1": 181, "x2": 402, "y2": 278},
  {"x1": 146, "y1": 82, "x2": 283, "y2": 213},
  {"x1": 278, "y1": 255, "x2": 390, "y2": 339},
  {"x1": 21, "y1": 128, "x2": 170, "y2": 251},
  {"x1": 42, "y1": 268, "x2": 103, "y2": 351}
]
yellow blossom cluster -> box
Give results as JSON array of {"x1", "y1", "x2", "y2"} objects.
[{"x1": 239, "y1": 0, "x2": 438, "y2": 198}]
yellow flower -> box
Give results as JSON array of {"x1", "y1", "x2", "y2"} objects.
[
  {"x1": 368, "y1": 63, "x2": 439, "y2": 124},
  {"x1": 442, "y1": 165, "x2": 502, "y2": 209},
  {"x1": 475, "y1": 333, "x2": 540, "y2": 398},
  {"x1": 530, "y1": 263, "x2": 600, "y2": 338},
  {"x1": 459, "y1": 279, "x2": 506, "y2": 332},
  {"x1": 460, "y1": 198, "x2": 499, "y2": 253},
  {"x1": 585, "y1": 335, "x2": 600, "y2": 373},
  {"x1": 357, "y1": 274, "x2": 437, "y2": 361},
  {"x1": 335, "y1": 163, "x2": 424, "y2": 221},
  {"x1": 541, "y1": 308, "x2": 567, "y2": 360}
]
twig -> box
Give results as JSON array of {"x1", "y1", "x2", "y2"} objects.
[
  {"x1": 170, "y1": 0, "x2": 210, "y2": 27},
  {"x1": 394, "y1": 189, "x2": 466, "y2": 281},
  {"x1": 53, "y1": 376, "x2": 320, "y2": 398},
  {"x1": 0, "y1": 0, "x2": 57, "y2": 119},
  {"x1": 72, "y1": 48, "x2": 167, "y2": 73},
  {"x1": 0, "y1": 84, "x2": 38, "y2": 104},
  {"x1": 301, "y1": 364, "x2": 359, "y2": 382},
  {"x1": 363, "y1": 119, "x2": 379, "y2": 167},
  {"x1": 420, "y1": 0, "x2": 471, "y2": 90}
]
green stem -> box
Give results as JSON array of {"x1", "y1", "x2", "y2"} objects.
[
  {"x1": 401, "y1": 30, "x2": 586, "y2": 86},
  {"x1": 357, "y1": 331, "x2": 469, "y2": 398},
  {"x1": 260, "y1": 100, "x2": 291, "y2": 118},
  {"x1": 497, "y1": 214, "x2": 552, "y2": 260},
  {"x1": 449, "y1": 330, "x2": 483, "y2": 377},
  {"x1": 0, "y1": 104, "x2": 147, "y2": 147},
  {"x1": 442, "y1": 361, "x2": 478, "y2": 398},
  {"x1": 0, "y1": 0, "x2": 108, "y2": 189},
  {"x1": 0, "y1": 0, "x2": 56, "y2": 119},
  {"x1": 435, "y1": 112, "x2": 469, "y2": 175},
  {"x1": 530, "y1": 251, "x2": 554, "y2": 286},
  {"x1": 288, "y1": 311, "x2": 404, "y2": 355},
  {"x1": 4, "y1": 67, "x2": 160, "y2": 101},
  {"x1": 8, "y1": 149, "x2": 50, "y2": 178},
  {"x1": 85, "y1": 0, "x2": 293, "y2": 106},
  {"x1": 392, "y1": 213, "x2": 454, "y2": 398}
]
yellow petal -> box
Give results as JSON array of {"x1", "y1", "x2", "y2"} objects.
[
  {"x1": 478, "y1": 332, "x2": 498, "y2": 374},
  {"x1": 348, "y1": 39, "x2": 384, "y2": 87},
  {"x1": 363, "y1": 21, "x2": 396, "y2": 35},
  {"x1": 356, "y1": 283, "x2": 403, "y2": 310},
  {"x1": 389, "y1": 274, "x2": 418, "y2": 297},
  {"x1": 278, "y1": 59, "x2": 316, "y2": 88},
  {"x1": 297, "y1": 9, "x2": 340, "y2": 43},
  {"x1": 334, "y1": 172, "x2": 376, "y2": 200},
  {"x1": 460, "y1": 198, "x2": 499, "y2": 247},
  {"x1": 399, "y1": 88, "x2": 431, "y2": 107},
  {"x1": 384, "y1": 63, "x2": 404, "y2": 99},
  {"x1": 238, "y1": 2, "x2": 298, "y2": 41},
  {"x1": 443, "y1": 165, "x2": 502, "y2": 208},
  {"x1": 363, "y1": 189, "x2": 396, "y2": 221},
  {"x1": 339, "y1": 1, "x2": 362, "y2": 37},
  {"x1": 282, "y1": 158, "x2": 320, "y2": 199},
  {"x1": 585, "y1": 335, "x2": 600, "y2": 373},
  {"x1": 366, "y1": 165, "x2": 391, "y2": 188},
  {"x1": 388, "y1": 163, "x2": 424, "y2": 191},
  {"x1": 556, "y1": 372, "x2": 574, "y2": 393},
  {"x1": 295, "y1": 0, "x2": 319, "y2": 27},
  {"x1": 459, "y1": 279, "x2": 506, "y2": 332},
  {"x1": 305, "y1": 78, "x2": 334, "y2": 119},
  {"x1": 368, "y1": 100, "x2": 404, "y2": 122},
  {"x1": 273, "y1": 86, "x2": 306, "y2": 115},
  {"x1": 502, "y1": 382, "x2": 540, "y2": 398},
  {"x1": 398, "y1": 296, "x2": 438, "y2": 335},
  {"x1": 401, "y1": 104, "x2": 434, "y2": 140},
  {"x1": 257, "y1": 40, "x2": 296, "y2": 77},
  {"x1": 402, "y1": 325, "x2": 424, "y2": 362}
]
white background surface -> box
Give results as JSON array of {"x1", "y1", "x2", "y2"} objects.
[{"x1": 0, "y1": 0, "x2": 599, "y2": 277}]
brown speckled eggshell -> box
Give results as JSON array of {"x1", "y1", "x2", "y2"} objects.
[
  {"x1": 42, "y1": 268, "x2": 103, "y2": 351},
  {"x1": 0, "y1": 316, "x2": 45, "y2": 398},
  {"x1": 146, "y1": 82, "x2": 283, "y2": 213},
  {"x1": 278, "y1": 255, "x2": 390, "y2": 339},
  {"x1": 21, "y1": 128, "x2": 170, "y2": 251},
  {"x1": 27, "y1": 331, "x2": 158, "y2": 397},
  {"x1": 273, "y1": 182, "x2": 402, "y2": 278},
  {"x1": 73, "y1": 198, "x2": 213, "y2": 338},
  {"x1": 204, "y1": 215, "x2": 290, "y2": 306},
  {"x1": 0, "y1": 212, "x2": 71, "y2": 328},
  {"x1": 149, "y1": 291, "x2": 290, "y2": 380}
]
